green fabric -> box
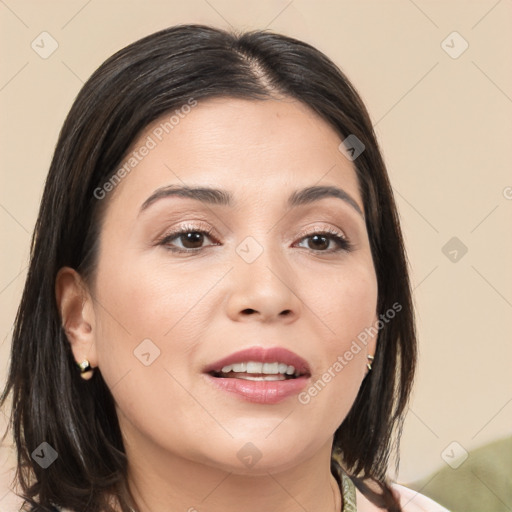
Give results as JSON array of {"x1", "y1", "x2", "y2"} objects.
[
  {"x1": 408, "y1": 435, "x2": 512, "y2": 512},
  {"x1": 340, "y1": 470, "x2": 358, "y2": 512}
]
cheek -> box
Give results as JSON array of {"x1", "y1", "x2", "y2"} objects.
[
  {"x1": 90, "y1": 258, "x2": 216, "y2": 434},
  {"x1": 315, "y1": 260, "x2": 378, "y2": 349},
  {"x1": 297, "y1": 263, "x2": 377, "y2": 423},
  {"x1": 90, "y1": 251, "x2": 224, "y2": 384}
]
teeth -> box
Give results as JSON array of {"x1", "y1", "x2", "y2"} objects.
[
  {"x1": 262, "y1": 362, "x2": 279, "y2": 374},
  {"x1": 246, "y1": 361, "x2": 263, "y2": 373},
  {"x1": 218, "y1": 361, "x2": 298, "y2": 376}
]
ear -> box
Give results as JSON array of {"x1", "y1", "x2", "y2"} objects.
[{"x1": 55, "y1": 267, "x2": 98, "y2": 375}]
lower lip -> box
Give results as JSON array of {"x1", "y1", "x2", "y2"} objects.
[{"x1": 204, "y1": 374, "x2": 309, "y2": 404}]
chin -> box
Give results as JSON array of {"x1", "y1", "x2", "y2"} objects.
[{"x1": 197, "y1": 435, "x2": 321, "y2": 476}]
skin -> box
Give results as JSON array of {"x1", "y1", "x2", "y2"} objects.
[{"x1": 56, "y1": 97, "x2": 379, "y2": 512}]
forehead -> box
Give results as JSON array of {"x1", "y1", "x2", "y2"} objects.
[{"x1": 106, "y1": 97, "x2": 362, "y2": 213}]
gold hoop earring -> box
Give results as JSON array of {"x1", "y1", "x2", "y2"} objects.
[
  {"x1": 366, "y1": 354, "x2": 374, "y2": 371},
  {"x1": 76, "y1": 359, "x2": 95, "y2": 380}
]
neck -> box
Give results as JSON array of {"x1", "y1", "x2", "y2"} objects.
[{"x1": 120, "y1": 431, "x2": 342, "y2": 512}]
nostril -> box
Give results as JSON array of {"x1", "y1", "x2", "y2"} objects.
[{"x1": 242, "y1": 308, "x2": 256, "y2": 315}]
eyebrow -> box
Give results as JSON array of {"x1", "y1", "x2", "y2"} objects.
[{"x1": 139, "y1": 184, "x2": 364, "y2": 218}]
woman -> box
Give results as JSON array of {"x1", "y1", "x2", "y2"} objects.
[{"x1": 0, "y1": 24, "x2": 449, "y2": 512}]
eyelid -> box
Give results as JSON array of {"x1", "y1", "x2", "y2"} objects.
[
  {"x1": 293, "y1": 224, "x2": 352, "y2": 253},
  {"x1": 156, "y1": 222, "x2": 347, "y2": 243},
  {"x1": 155, "y1": 221, "x2": 217, "y2": 244},
  {"x1": 294, "y1": 224, "x2": 347, "y2": 240},
  {"x1": 156, "y1": 221, "x2": 353, "y2": 254}
]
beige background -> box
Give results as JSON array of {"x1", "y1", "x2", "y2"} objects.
[{"x1": 1, "y1": 0, "x2": 511, "y2": 509}]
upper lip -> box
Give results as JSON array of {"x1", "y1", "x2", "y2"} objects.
[{"x1": 204, "y1": 346, "x2": 311, "y2": 376}]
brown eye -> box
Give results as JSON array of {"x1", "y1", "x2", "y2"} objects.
[
  {"x1": 305, "y1": 234, "x2": 330, "y2": 251},
  {"x1": 176, "y1": 231, "x2": 206, "y2": 249},
  {"x1": 295, "y1": 229, "x2": 352, "y2": 253},
  {"x1": 158, "y1": 225, "x2": 218, "y2": 254}
]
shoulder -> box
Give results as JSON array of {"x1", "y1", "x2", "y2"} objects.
[
  {"x1": 391, "y1": 483, "x2": 451, "y2": 511},
  {"x1": 354, "y1": 482, "x2": 450, "y2": 512}
]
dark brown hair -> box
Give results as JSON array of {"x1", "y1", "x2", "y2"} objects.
[{"x1": 0, "y1": 24, "x2": 416, "y2": 512}]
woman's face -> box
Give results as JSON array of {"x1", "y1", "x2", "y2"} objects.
[{"x1": 83, "y1": 97, "x2": 378, "y2": 474}]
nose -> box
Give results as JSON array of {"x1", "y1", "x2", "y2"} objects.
[{"x1": 224, "y1": 240, "x2": 302, "y2": 324}]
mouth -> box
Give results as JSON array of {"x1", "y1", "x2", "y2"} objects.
[
  {"x1": 203, "y1": 346, "x2": 311, "y2": 404},
  {"x1": 209, "y1": 361, "x2": 304, "y2": 381},
  {"x1": 204, "y1": 346, "x2": 311, "y2": 379}
]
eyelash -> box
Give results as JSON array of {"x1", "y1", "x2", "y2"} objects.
[{"x1": 156, "y1": 223, "x2": 353, "y2": 255}]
